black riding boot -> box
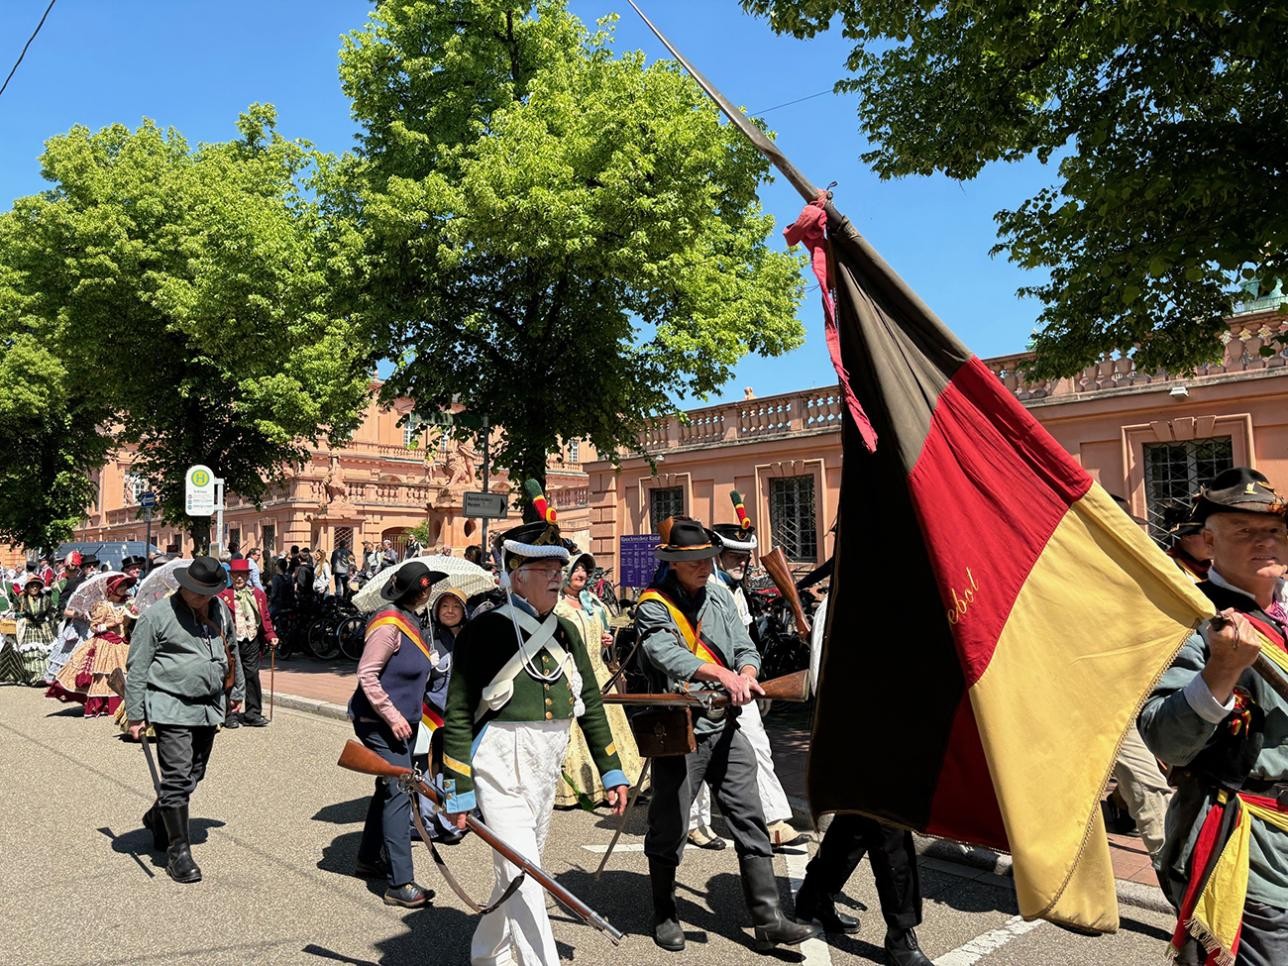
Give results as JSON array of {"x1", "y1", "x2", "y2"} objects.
[
  {"x1": 794, "y1": 876, "x2": 860, "y2": 933},
  {"x1": 740, "y1": 856, "x2": 822, "y2": 952},
  {"x1": 160, "y1": 805, "x2": 202, "y2": 883},
  {"x1": 885, "y1": 926, "x2": 933, "y2": 966},
  {"x1": 648, "y1": 859, "x2": 685, "y2": 951},
  {"x1": 142, "y1": 801, "x2": 168, "y2": 851}
]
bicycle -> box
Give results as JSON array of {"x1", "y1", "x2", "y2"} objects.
[
  {"x1": 588, "y1": 567, "x2": 620, "y2": 618},
  {"x1": 305, "y1": 597, "x2": 352, "y2": 660}
]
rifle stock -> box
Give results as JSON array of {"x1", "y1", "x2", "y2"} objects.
[
  {"x1": 603, "y1": 669, "x2": 810, "y2": 706},
  {"x1": 336, "y1": 740, "x2": 624, "y2": 944},
  {"x1": 761, "y1": 547, "x2": 810, "y2": 637}
]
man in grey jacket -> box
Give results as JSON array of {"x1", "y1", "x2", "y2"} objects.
[
  {"x1": 1138, "y1": 467, "x2": 1288, "y2": 964},
  {"x1": 126, "y1": 556, "x2": 244, "y2": 884},
  {"x1": 635, "y1": 516, "x2": 818, "y2": 954}
]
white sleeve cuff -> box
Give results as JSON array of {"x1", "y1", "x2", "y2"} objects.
[{"x1": 1183, "y1": 673, "x2": 1237, "y2": 725}]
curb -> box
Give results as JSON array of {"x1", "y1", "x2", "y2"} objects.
[
  {"x1": 788, "y1": 796, "x2": 1172, "y2": 916},
  {"x1": 272, "y1": 692, "x2": 349, "y2": 721}
]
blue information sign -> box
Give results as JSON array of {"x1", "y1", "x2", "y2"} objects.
[
  {"x1": 618, "y1": 534, "x2": 660, "y2": 588},
  {"x1": 139, "y1": 491, "x2": 157, "y2": 509}
]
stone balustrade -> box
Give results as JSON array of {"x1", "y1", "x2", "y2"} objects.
[{"x1": 636, "y1": 314, "x2": 1286, "y2": 453}]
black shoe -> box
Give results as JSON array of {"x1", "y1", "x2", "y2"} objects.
[
  {"x1": 794, "y1": 879, "x2": 860, "y2": 934},
  {"x1": 142, "y1": 802, "x2": 168, "y2": 851},
  {"x1": 223, "y1": 715, "x2": 241, "y2": 729},
  {"x1": 160, "y1": 805, "x2": 201, "y2": 883},
  {"x1": 241, "y1": 713, "x2": 269, "y2": 727},
  {"x1": 353, "y1": 855, "x2": 390, "y2": 879},
  {"x1": 649, "y1": 858, "x2": 685, "y2": 952},
  {"x1": 433, "y1": 827, "x2": 465, "y2": 846},
  {"x1": 383, "y1": 883, "x2": 432, "y2": 908},
  {"x1": 885, "y1": 927, "x2": 933, "y2": 966},
  {"x1": 740, "y1": 855, "x2": 822, "y2": 951}
]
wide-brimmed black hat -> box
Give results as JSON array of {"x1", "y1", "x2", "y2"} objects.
[
  {"x1": 1193, "y1": 467, "x2": 1285, "y2": 522},
  {"x1": 80, "y1": 554, "x2": 99, "y2": 568},
  {"x1": 655, "y1": 517, "x2": 720, "y2": 562},
  {"x1": 175, "y1": 556, "x2": 228, "y2": 595},
  {"x1": 381, "y1": 562, "x2": 448, "y2": 602},
  {"x1": 711, "y1": 522, "x2": 757, "y2": 553},
  {"x1": 1157, "y1": 499, "x2": 1203, "y2": 540},
  {"x1": 121, "y1": 555, "x2": 145, "y2": 570},
  {"x1": 500, "y1": 520, "x2": 569, "y2": 574}
]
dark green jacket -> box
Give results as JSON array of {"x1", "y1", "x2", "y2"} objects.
[{"x1": 441, "y1": 596, "x2": 626, "y2": 812}]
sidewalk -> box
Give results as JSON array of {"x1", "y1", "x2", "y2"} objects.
[{"x1": 270, "y1": 658, "x2": 1169, "y2": 911}]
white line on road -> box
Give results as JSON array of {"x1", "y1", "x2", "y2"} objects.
[
  {"x1": 933, "y1": 915, "x2": 1045, "y2": 965},
  {"x1": 780, "y1": 843, "x2": 834, "y2": 966},
  {"x1": 581, "y1": 843, "x2": 647, "y2": 854}
]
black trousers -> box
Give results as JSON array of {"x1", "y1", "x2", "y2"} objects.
[
  {"x1": 645, "y1": 717, "x2": 773, "y2": 867},
  {"x1": 354, "y1": 718, "x2": 416, "y2": 887},
  {"x1": 153, "y1": 724, "x2": 217, "y2": 809},
  {"x1": 803, "y1": 813, "x2": 921, "y2": 932},
  {"x1": 237, "y1": 636, "x2": 262, "y2": 717}
]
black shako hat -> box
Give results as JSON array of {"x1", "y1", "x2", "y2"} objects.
[
  {"x1": 381, "y1": 562, "x2": 448, "y2": 602},
  {"x1": 500, "y1": 520, "x2": 569, "y2": 574},
  {"x1": 655, "y1": 516, "x2": 720, "y2": 562},
  {"x1": 711, "y1": 522, "x2": 757, "y2": 553},
  {"x1": 1194, "y1": 467, "x2": 1286, "y2": 522},
  {"x1": 175, "y1": 556, "x2": 227, "y2": 595}
]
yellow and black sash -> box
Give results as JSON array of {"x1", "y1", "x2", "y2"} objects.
[{"x1": 638, "y1": 588, "x2": 726, "y2": 668}]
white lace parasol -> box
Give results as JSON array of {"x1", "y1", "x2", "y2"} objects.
[
  {"x1": 66, "y1": 571, "x2": 126, "y2": 617},
  {"x1": 134, "y1": 559, "x2": 188, "y2": 615},
  {"x1": 352, "y1": 555, "x2": 495, "y2": 613}
]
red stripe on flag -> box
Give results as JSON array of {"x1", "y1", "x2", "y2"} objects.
[{"x1": 908, "y1": 356, "x2": 1090, "y2": 686}]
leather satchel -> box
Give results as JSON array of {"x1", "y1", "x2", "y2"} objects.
[{"x1": 629, "y1": 706, "x2": 696, "y2": 758}]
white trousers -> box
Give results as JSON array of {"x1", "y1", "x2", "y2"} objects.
[
  {"x1": 1113, "y1": 724, "x2": 1172, "y2": 858},
  {"x1": 471, "y1": 720, "x2": 571, "y2": 966},
  {"x1": 688, "y1": 700, "x2": 791, "y2": 829}
]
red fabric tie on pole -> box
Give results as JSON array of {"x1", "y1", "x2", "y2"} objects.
[{"x1": 784, "y1": 193, "x2": 878, "y2": 451}]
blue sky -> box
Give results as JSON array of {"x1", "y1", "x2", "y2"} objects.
[{"x1": 0, "y1": 0, "x2": 1056, "y2": 405}]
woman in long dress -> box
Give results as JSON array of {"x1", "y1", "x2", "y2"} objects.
[
  {"x1": 47, "y1": 575, "x2": 137, "y2": 716},
  {"x1": 0, "y1": 578, "x2": 57, "y2": 686},
  {"x1": 554, "y1": 552, "x2": 643, "y2": 808}
]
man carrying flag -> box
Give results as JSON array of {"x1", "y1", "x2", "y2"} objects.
[
  {"x1": 1139, "y1": 467, "x2": 1288, "y2": 965},
  {"x1": 636, "y1": 515, "x2": 819, "y2": 953}
]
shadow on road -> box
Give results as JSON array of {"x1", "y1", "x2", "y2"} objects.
[
  {"x1": 370, "y1": 902, "x2": 478, "y2": 965},
  {"x1": 313, "y1": 796, "x2": 369, "y2": 825}
]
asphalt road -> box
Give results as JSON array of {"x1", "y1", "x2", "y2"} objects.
[{"x1": 1, "y1": 686, "x2": 1178, "y2": 965}]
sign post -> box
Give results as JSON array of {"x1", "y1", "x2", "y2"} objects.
[
  {"x1": 618, "y1": 534, "x2": 661, "y2": 589},
  {"x1": 140, "y1": 491, "x2": 156, "y2": 563},
  {"x1": 462, "y1": 491, "x2": 507, "y2": 519},
  {"x1": 184, "y1": 465, "x2": 222, "y2": 554}
]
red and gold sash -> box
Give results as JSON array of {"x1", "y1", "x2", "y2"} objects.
[
  {"x1": 367, "y1": 610, "x2": 435, "y2": 665},
  {"x1": 638, "y1": 588, "x2": 726, "y2": 668}
]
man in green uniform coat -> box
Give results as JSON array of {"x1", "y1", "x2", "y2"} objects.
[
  {"x1": 126, "y1": 556, "x2": 244, "y2": 884},
  {"x1": 443, "y1": 516, "x2": 628, "y2": 965}
]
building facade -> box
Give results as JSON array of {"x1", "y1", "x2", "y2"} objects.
[
  {"x1": 586, "y1": 310, "x2": 1288, "y2": 583},
  {"x1": 74, "y1": 392, "x2": 595, "y2": 558}
]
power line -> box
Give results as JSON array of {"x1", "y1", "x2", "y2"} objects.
[
  {"x1": 750, "y1": 87, "x2": 834, "y2": 118},
  {"x1": 0, "y1": 0, "x2": 58, "y2": 100}
]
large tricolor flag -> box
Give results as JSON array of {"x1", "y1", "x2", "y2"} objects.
[{"x1": 627, "y1": 2, "x2": 1216, "y2": 932}]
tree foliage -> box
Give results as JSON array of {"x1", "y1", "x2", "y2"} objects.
[
  {"x1": 332, "y1": 1, "x2": 805, "y2": 489},
  {"x1": 743, "y1": 0, "x2": 1288, "y2": 376},
  {"x1": 0, "y1": 107, "x2": 371, "y2": 548}
]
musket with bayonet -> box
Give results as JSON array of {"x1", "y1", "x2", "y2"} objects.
[
  {"x1": 602, "y1": 668, "x2": 811, "y2": 708},
  {"x1": 336, "y1": 740, "x2": 624, "y2": 945}
]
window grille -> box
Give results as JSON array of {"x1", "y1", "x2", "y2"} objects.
[
  {"x1": 769, "y1": 475, "x2": 818, "y2": 562},
  {"x1": 1143, "y1": 437, "x2": 1234, "y2": 541},
  {"x1": 648, "y1": 486, "x2": 685, "y2": 531}
]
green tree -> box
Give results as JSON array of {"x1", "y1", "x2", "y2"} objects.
[
  {"x1": 742, "y1": 0, "x2": 1287, "y2": 376},
  {"x1": 332, "y1": 1, "x2": 804, "y2": 495},
  {"x1": 0, "y1": 106, "x2": 371, "y2": 550}
]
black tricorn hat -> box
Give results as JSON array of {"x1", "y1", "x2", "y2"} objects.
[
  {"x1": 1193, "y1": 467, "x2": 1285, "y2": 522},
  {"x1": 175, "y1": 556, "x2": 227, "y2": 595},
  {"x1": 381, "y1": 562, "x2": 448, "y2": 602},
  {"x1": 655, "y1": 516, "x2": 720, "y2": 562},
  {"x1": 711, "y1": 522, "x2": 757, "y2": 552}
]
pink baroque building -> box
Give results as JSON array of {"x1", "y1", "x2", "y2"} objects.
[
  {"x1": 586, "y1": 310, "x2": 1288, "y2": 584},
  {"x1": 75, "y1": 389, "x2": 595, "y2": 558}
]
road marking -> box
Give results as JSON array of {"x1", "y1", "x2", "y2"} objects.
[
  {"x1": 933, "y1": 915, "x2": 1045, "y2": 965},
  {"x1": 581, "y1": 843, "x2": 646, "y2": 854},
  {"x1": 780, "y1": 843, "x2": 833, "y2": 966}
]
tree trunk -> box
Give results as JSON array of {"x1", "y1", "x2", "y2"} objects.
[{"x1": 189, "y1": 518, "x2": 211, "y2": 556}]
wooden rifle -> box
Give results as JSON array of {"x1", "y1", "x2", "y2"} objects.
[
  {"x1": 336, "y1": 740, "x2": 624, "y2": 945},
  {"x1": 760, "y1": 546, "x2": 811, "y2": 637},
  {"x1": 602, "y1": 668, "x2": 811, "y2": 707}
]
